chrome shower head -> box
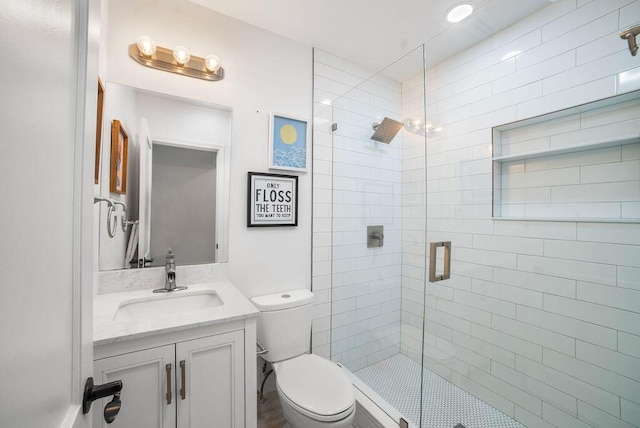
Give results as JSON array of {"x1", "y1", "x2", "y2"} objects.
[{"x1": 371, "y1": 117, "x2": 403, "y2": 144}]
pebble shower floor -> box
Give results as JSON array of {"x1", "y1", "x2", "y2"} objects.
[{"x1": 354, "y1": 354, "x2": 524, "y2": 428}]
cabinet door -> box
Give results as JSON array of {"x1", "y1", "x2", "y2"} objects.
[
  {"x1": 176, "y1": 330, "x2": 245, "y2": 428},
  {"x1": 94, "y1": 345, "x2": 176, "y2": 428}
]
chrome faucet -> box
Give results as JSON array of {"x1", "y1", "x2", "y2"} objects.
[
  {"x1": 153, "y1": 248, "x2": 187, "y2": 293},
  {"x1": 166, "y1": 248, "x2": 176, "y2": 289}
]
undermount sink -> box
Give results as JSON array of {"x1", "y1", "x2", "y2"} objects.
[{"x1": 114, "y1": 290, "x2": 224, "y2": 321}]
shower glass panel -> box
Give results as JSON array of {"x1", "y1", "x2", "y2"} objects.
[
  {"x1": 417, "y1": 0, "x2": 640, "y2": 427},
  {"x1": 328, "y1": 45, "x2": 428, "y2": 425}
]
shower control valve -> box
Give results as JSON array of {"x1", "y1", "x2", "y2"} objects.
[{"x1": 367, "y1": 225, "x2": 384, "y2": 248}]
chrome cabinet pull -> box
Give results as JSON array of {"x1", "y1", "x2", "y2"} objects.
[
  {"x1": 429, "y1": 241, "x2": 451, "y2": 282},
  {"x1": 180, "y1": 360, "x2": 186, "y2": 400},
  {"x1": 166, "y1": 363, "x2": 172, "y2": 405}
]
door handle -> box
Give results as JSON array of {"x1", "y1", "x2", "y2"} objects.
[
  {"x1": 429, "y1": 241, "x2": 451, "y2": 282},
  {"x1": 82, "y1": 377, "x2": 123, "y2": 423}
]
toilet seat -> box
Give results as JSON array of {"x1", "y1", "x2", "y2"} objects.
[
  {"x1": 278, "y1": 385, "x2": 355, "y2": 423},
  {"x1": 274, "y1": 354, "x2": 355, "y2": 422}
]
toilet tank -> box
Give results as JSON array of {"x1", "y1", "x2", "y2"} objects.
[{"x1": 251, "y1": 289, "x2": 314, "y2": 363}]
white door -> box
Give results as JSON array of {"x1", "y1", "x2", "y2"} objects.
[
  {"x1": 176, "y1": 332, "x2": 245, "y2": 428},
  {"x1": 93, "y1": 346, "x2": 176, "y2": 428},
  {"x1": 0, "y1": 0, "x2": 98, "y2": 427},
  {"x1": 138, "y1": 118, "x2": 153, "y2": 266}
]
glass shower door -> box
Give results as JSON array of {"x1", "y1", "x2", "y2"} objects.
[
  {"x1": 417, "y1": 14, "x2": 534, "y2": 427},
  {"x1": 419, "y1": 1, "x2": 640, "y2": 427},
  {"x1": 324, "y1": 46, "x2": 428, "y2": 426}
]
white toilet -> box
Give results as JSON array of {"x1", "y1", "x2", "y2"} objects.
[{"x1": 251, "y1": 289, "x2": 355, "y2": 428}]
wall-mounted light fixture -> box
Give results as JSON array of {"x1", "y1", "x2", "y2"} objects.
[
  {"x1": 621, "y1": 25, "x2": 640, "y2": 57},
  {"x1": 129, "y1": 36, "x2": 224, "y2": 81},
  {"x1": 403, "y1": 118, "x2": 444, "y2": 135}
]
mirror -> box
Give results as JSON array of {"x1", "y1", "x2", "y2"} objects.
[
  {"x1": 96, "y1": 82, "x2": 231, "y2": 270},
  {"x1": 138, "y1": 117, "x2": 152, "y2": 265}
]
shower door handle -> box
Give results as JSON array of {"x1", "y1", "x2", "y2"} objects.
[{"x1": 429, "y1": 241, "x2": 451, "y2": 282}]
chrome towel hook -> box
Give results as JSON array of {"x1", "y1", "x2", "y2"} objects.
[
  {"x1": 94, "y1": 196, "x2": 117, "y2": 238},
  {"x1": 112, "y1": 200, "x2": 134, "y2": 232},
  {"x1": 94, "y1": 196, "x2": 137, "y2": 238},
  {"x1": 94, "y1": 195, "x2": 128, "y2": 238},
  {"x1": 106, "y1": 203, "x2": 117, "y2": 238}
]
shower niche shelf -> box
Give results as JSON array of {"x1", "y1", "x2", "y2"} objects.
[{"x1": 492, "y1": 90, "x2": 640, "y2": 223}]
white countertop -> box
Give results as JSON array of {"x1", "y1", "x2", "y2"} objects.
[{"x1": 94, "y1": 281, "x2": 259, "y2": 347}]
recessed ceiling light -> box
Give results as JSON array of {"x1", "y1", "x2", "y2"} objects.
[{"x1": 447, "y1": 3, "x2": 474, "y2": 23}]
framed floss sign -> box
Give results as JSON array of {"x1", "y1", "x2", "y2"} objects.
[{"x1": 247, "y1": 172, "x2": 298, "y2": 227}]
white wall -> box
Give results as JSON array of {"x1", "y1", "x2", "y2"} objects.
[
  {"x1": 101, "y1": 0, "x2": 313, "y2": 298},
  {"x1": 98, "y1": 82, "x2": 139, "y2": 270},
  {"x1": 135, "y1": 92, "x2": 231, "y2": 147},
  {"x1": 417, "y1": 0, "x2": 640, "y2": 427}
]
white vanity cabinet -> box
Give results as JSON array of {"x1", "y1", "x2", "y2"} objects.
[
  {"x1": 93, "y1": 282, "x2": 258, "y2": 428},
  {"x1": 176, "y1": 331, "x2": 245, "y2": 427},
  {"x1": 94, "y1": 328, "x2": 247, "y2": 428},
  {"x1": 94, "y1": 330, "x2": 245, "y2": 428},
  {"x1": 93, "y1": 345, "x2": 175, "y2": 428}
]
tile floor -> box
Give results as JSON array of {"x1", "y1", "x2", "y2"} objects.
[{"x1": 354, "y1": 354, "x2": 524, "y2": 428}]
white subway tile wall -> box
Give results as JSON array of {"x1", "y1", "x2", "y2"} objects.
[
  {"x1": 312, "y1": 0, "x2": 640, "y2": 427},
  {"x1": 493, "y1": 96, "x2": 640, "y2": 220},
  {"x1": 312, "y1": 46, "x2": 414, "y2": 370}
]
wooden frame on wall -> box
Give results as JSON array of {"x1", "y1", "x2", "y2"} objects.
[
  {"x1": 109, "y1": 119, "x2": 128, "y2": 194},
  {"x1": 94, "y1": 78, "x2": 105, "y2": 184},
  {"x1": 247, "y1": 172, "x2": 298, "y2": 227}
]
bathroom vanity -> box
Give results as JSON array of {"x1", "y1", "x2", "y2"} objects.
[{"x1": 92, "y1": 281, "x2": 259, "y2": 428}]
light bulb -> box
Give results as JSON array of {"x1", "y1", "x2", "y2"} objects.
[
  {"x1": 204, "y1": 54, "x2": 222, "y2": 72},
  {"x1": 403, "y1": 118, "x2": 423, "y2": 134},
  {"x1": 447, "y1": 3, "x2": 474, "y2": 23},
  {"x1": 136, "y1": 36, "x2": 157, "y2": 57},
  {"x1": 173, "y1": 45, "x2": 191, "y2": 65}
]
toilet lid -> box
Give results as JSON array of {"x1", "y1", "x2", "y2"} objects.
[{"x1": 275, "y1": 354, "x2": 355, "y2": 418}]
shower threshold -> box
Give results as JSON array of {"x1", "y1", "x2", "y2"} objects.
[{"x1": 344, "y1": 354, "x2": 524, "y2": 428}]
